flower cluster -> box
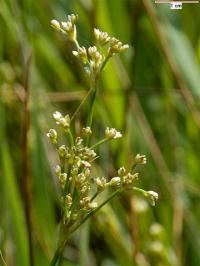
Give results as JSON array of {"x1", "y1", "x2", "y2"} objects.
[
  {"x1": 47, "y1": 111, "x2": 158, "y2": 224},
  {"x1": 51, "y1": 13, "x2": 129, "y2": 80},
  {"x1": 51, "y1": 14, "x2": 78, "y2": 41},
  {"x1": 49, "y1": 13, "x2": 158, "y2": 265}
]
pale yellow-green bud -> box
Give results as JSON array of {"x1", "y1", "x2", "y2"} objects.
[
  {"x1": 94, "y1": 28, "x2": 110, "y2": 45},
  {"x1": 67, "y1": 14, "x2": 78, "y2": 24},
  {"x1": 46, "y1": 129, "x2": 58, "y2": 144},
  {"x1": 109, "y1": 176, "x2": 121, "y2": 187},
  {"x1": 54, "y1": 165, "x2": 61, "y2": 176},
  {"x1": 88, "y1": 201, "x2": 98, "y2": 210},
  {"x1": 75, "y1": 137, "x2": 83, "y2": 146},
  {"x1": 82, "y1": 127, "x2": 92, "y2": 137},
  {"x1": 122, "y1": 172, "x2": 139, "y2": 185},
  {"x1": 51, "y1": 19, "x2": 61, "y2": 31},
  {"x1": 95, "y1": 177, "x2": 107, "y2": 191},
  {"x1": 145, "y1": 191, "x2": 159, "y2": 206},
  {"x1": 105, "y1": 127, "x2": 122, "y2": 139},
  {"x1": 53, "y1": 111, "x2": 70, "y2": 130},
  {"x1": 72, "y1": 47, "x2": 88, "y2": 64},
  {"x1": 61, "y1": 21, "x2": 72, "y2": 32},
  {"x1": 88, "y1": 46, "x2": 97, "y2": 58},
  {"x1": 81, "y1": 160, "x2": 91, "y2": 168},
  {"x1": 118, "y1": 166, "x2": 126, "y2": 177},
  {"x1": 59, "y1": 173, "x2": 67, "y2": 188},
  {"x1": 135, "y1": 154, "x2": 147, "y2": 164},
  {"x1": 65, "y1": 193, "x2": 72, "y2": 209},
  {"x1": 58, "y1": 145, "x2": 67, "y2": 158},
  {"x1": 109, "y1": 37, "x2": 129, "y2": 54}
]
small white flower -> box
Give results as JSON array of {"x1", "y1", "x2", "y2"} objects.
[
  {"x1": 52, "y1": 111, "x2": 70, "y2": 130},
  {"x1": 95, "y1": 177, "x2": 107, "y2": 191},
  {"x1": 89, "y1": 202, "x2": 98, "y2": 209},
  {"x1": 146, "y1": 191, "x2": 159, "y2": 206},
  {"x1": 53, "y1": 111, "x2": 62, "y2": 120},
  {"x1": 94, "y1": 28, "x2": 110, "y2": 45},
  {"x1": 147, "y1": 191, "x2": 159, "y2": 199},
  {"x1": 51, "y1": 19, "x2": 60, "y2": 30},
  {"x1": 105, "y1": 127, "x2": 122, "y2": 139},
  {"x1": 82, "y1": 127, "x2": 92, "y2": 137},
  {"x1": 81, "y1": 160, "x2": 91, "y2": 168},
  {"x1": 46, "y1": 129, "x2": 57, "y2": 144},
  {"x1": 58, "y1": 145, "x2": 67, "y2": 158},
  {"x1": 135, "y1": 154, "x2": 147, "y2": 164},
  {"x1": 118, "y1": 166, "x2": 126, "y2": 176},
  {"x1": 109, "y1": 176, "x2": 121, "y2": 187},
  {"x1": 54, "y1": 165, "x2": 61, "y2": 176}
]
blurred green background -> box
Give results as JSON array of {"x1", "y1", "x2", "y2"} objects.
[{"x1": 1, "y1": 0, "x2": 200, "y2": 265}]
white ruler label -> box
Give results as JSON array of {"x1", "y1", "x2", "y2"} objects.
[{"x1": 170, "y1": 2, "x2": 182, "y2": 9}]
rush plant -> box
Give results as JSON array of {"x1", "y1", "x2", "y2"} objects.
[{"x1": 48, "y1": 14, "x2": 158, "y2": 266}]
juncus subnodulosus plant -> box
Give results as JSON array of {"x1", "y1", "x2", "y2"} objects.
[{"x1": 48, "y1": 14, "x2": 158, "y2": 266}]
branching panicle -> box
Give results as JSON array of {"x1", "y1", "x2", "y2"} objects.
[{"x1": 49, "y1": 13, "x2": 158, "y2": 266}]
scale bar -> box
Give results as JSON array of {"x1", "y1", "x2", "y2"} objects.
[{"x1": 155, "y1": 1, "x2": 199, "y2": 3}]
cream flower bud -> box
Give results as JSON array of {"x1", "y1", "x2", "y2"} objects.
[
  {"x1": 105, "y1": 127, "x2": 122, "y2": 139},
  {"x1": 122, "y1": 173, "x2": 139, "y2": 185},
  {"x1": 82, "y1": 127, "x2": 92, "y2": 137},
  {"x1": 46, "y1": 129, "x2": 58, "y2": 144},
  {"x1": 94, "y1": 28, "x2": 110, "y2": 45},
  {"x1": 53, "y1": 111, "x2": 70, "y2": 130},
  {"x1": 89, "y1": 202, "x2": 98, "y2": 210},
  {"x1": 96, "y1": 177, "x2": 107, "y2": 191},
  {"x1": 135, "y1": 154, "x2": 147, "y2": 164},
  {"x1": 88, "y1": 46, "x2": 97, "y2": 58},
  {"x1": 53, "y1": 111, "x2": 62, "y2": 120},
  {"x1": 61, "y1": 21, "x2": 72, "y2": 32},
  {"x1": 109, "y1": 176, "x2": 121, "y2": 187},
  {"x1": 58, "y1": 145, "x2": 67, "y2": 158},
  {"x1": 146, "y1": 191, "x2": 159, "y2": 206},
  {"x1": 109, "y1": 37, "x2": 129, "y2": 54},
  {"x1": 65, "y1": 193, "x2": 72, "y2": 208},
  {"x1": 54, "y1": 165, "x2": 61, "y2": 176},
  {"x1": 59, "y1": 173, "x2": 67, "y2": 188},
  {"x1": 51, "y1": 19, "x2": 60, "y2": 30},
  {"x1": 67, "y1": 14, "x2": 78, "y2": 24},
  {"x1": 81, "y1": 160, "x2": 91, "y2": 168},
  {"x1": 118, "y1": 166, "x2": 126, "y2": 177}
]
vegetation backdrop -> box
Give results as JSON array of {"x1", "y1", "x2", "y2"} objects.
[{"x1": 0, "y1": 0, "x2": 200, "y2": 265}]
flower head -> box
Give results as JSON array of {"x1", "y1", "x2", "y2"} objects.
[
  {"x1": 105, "y1": 127, "x2": 122, "y2": 139},
  {"x1": 135, "y1": 154, "x2": 147, "y2": 165},
  {"x1": 53, "y1": 111, "x2": 70, "y2": 130},
  {"x1": 47, "y1": 129, "x2": 58, "y2": 144},
  {"x1": 94, "y1": 28, "x2": 110, "y2": 45},
  {"x1": 146, "y1": 191, "x2": 159, "y2": 206}
]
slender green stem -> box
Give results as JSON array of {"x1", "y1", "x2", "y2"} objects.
[
  {"x1": 66, "y1": 129, "x2": 74, "y2": 147},
  {"x1": 131, "y1": 163, "x2": 137, "y2": 172},
  {"x1": 69, "y1": 189, "x2": 122, "y2": 234},
  {"x1": 90, "y1": 191, "x2": 99, "y2": 202},
  {"x1": 86, "y1": 85, "x2": 97, "y2": 128},
  {"x1": 100, "y1": 54, "x2": 111, "y2": 72},
  {"x1": 71, "y1": 88, "x2": 93, "y2": 122},
  {"x1": 50, "y1": 249, "x2": 60, "y2": 266},
  {"x1": 90, "y1": 138, "x2": 107, "y2": 149},
  {"x1": 0, "y1": 250, "x2": 7, "y2": 266}
]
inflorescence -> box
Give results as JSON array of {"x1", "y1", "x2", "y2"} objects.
[
  {"x1": 47, "y1": 111, "x2": 158, "y2": 225},
  {"x1": 51, "y1": 14, "x2": 129, "y2": 82},
  {"x1": 48, "y1": 14, "x2": 158, "y2": 264}
]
